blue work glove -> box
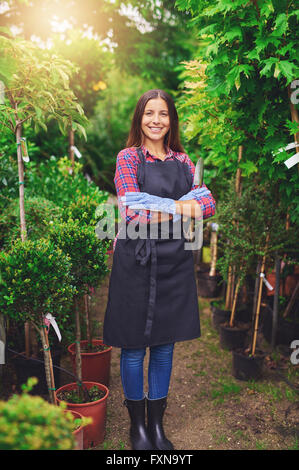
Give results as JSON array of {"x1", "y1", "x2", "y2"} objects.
[
  {"x1": 179, "y1": 186, "x2": 211, "y2": 201},
  {"x1": 121, "y1": 192, "x2": 177, "y2": 215}
]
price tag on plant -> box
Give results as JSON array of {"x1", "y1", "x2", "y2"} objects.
[{"x1": 20, "y1": 137, "x2": 30, "y2": 162}]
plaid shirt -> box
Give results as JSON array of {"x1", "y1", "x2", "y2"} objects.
[{"x1": 113, "y1": 144, "x2": 216, "y2": 249}]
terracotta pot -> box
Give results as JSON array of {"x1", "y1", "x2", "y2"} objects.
[
  {"x1": 265, "y1": 272, "x2": 283, "y2": 296},
  {"x1": 266, "y1": 272, "x2": 299, "y2": 297},
  {"x1": 284, "y1": 274, "x2": 299, "y2": 297},
  {"x1": 65, "y1": 410, "x2": 84, "y2": 450},
  {"x1": 55, "y1": 381, "x2": 109, "y2": 449},
  {"x1": 68, "y1": 339, "x2": 112, "y2": 386}
]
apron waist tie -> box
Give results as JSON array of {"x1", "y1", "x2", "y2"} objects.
[{"x1": 135, "y1": 238, "x2": 158, "y2": 339}]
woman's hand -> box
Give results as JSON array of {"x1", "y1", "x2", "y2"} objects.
[{"x1": 175, "y1": 200, "x2": 202, "y2": 219}]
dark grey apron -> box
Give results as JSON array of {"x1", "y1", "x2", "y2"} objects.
[{"x1": 103, "y1": 148, "x2": 201, "y2": 349}]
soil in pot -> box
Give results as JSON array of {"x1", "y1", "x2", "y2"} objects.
[
  {"x1": 80, "y1": 343, "x2": 110, "y2": 353},
  {"x1": 56, "y1": 381, "x2": 109, "y2": 449},
  {"x1": 68, "y1": 339, "x2": 112, "y2": 386},
  {"x1": 232, "y1": 348, "x2": 265, "y2": 381},
  {"x1": 219, "y1": 322, "x2": 250, "y2": 351},
  {"x1": 57, "y1": 384, "x2": 106, "y2": 404}
]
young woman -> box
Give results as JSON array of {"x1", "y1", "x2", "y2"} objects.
[{"x1": 103, "y1": 89, "x2": 216, "y2": 450}]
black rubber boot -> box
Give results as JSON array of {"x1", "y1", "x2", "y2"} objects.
[
  {"x1": 147, "y1": 396, "x2": 174, "y2": 450},
  {"x1": 124, "y1": 397, "x2": 154, "y2": 450}
]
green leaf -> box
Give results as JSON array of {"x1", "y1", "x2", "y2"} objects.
[{"x1": 277, "y1": 61, "x2": 296, "y2": 84}]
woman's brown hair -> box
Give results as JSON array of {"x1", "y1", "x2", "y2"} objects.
[{"x1": 126, "y1": 89, "x2": 185, "y2": 153}]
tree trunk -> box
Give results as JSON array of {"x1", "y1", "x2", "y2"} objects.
[
  {"x1": 74, "y1": 297, "x2": 84, "y2": 401},
  {"x1": 16, "y1": 123, "x2": 27, "y2": 242},
  {"x1": 16, "y1": 121, "x2": 31, "y2": 358},
  {"x1": 229, "y1": 276, "x2": 242, "y2": 328},
  {"x1": 84, "y1": 294, "x2": 92, "y2": 351},
  {"x1": 271, "y1": 253, "x2": 280, "y2": 348},
  {"x1": 68, "y1": 126, "x2": 75, "y2": 171},
  {"x1": 251, "y1": 233, "x2": 270, "y2": 356},
  {"x1": 40, "y1": 326, "x2": 56, "y2": 405}
]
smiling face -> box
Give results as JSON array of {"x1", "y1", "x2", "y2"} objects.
[{"x1": 141, "y1": 97, "x2": 170, "y2": 147}]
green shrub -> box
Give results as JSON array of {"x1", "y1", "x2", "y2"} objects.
[
  {"x1": 48, "y1": 218, "x2": 109, "y2": 296},
  {"x1": 0, "y1": 238, "x2": 75, "y2": 327},
  {"x1": 0, "y1": 378, "x2": 79, "y2": 450},
  {"x1": 0, "y1": 239, "x2": 76, "y2": 402},
  {"x1": 25, "y1": 156, "x2": 108, "y2": 209},
  {"x1": 62, "y1": 193, "x2": 103, "y2": 227},
  {"x1": 0, "y1": 196, "x2": 63, "y2": 249}
]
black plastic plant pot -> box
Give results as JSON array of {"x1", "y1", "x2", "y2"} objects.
[
  {"x1": 12, "y1": 348, "x2": 62, "y2": 395},
  {"x1": 219, "y1": 323, "x2": 250, "y2": 351},
  {"x1": 211, "y1": 301, "x2": 252, "y2": 332},
  {"x1": 262, "y1": 303, "x2": 299, "y2": 346},
  {"x1": 211, "y1": 305, "x2": 231, "y2": 332},
  {"x1": 232, "y1": 349, "x2": 265, "y2": 381},
  {"x1": 197, "y1": 268, "x2": 222, "y2": 298}
]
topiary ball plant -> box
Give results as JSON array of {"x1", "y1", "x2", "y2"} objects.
[
  {"x1": 48, "y1": 218, "x2": 110, "y2": 398},
  {"x1": 0, "y1": 238, "x2": 76, "y2": 403}
]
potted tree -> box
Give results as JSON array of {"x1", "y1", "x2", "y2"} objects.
[
  {"x1": 216, "y1": 222, "x2": 252, "y2": 350},
  {"x1": 49, "y1": 219, "x2": 110, "y2": 448},
  {"x1": 228, "y1": 182, "x2": 298, "y2": 380},
  {"x1": 232, "y1": 234, "x2": 270, "y2": 380},
  {"x1": 212, "y1": 180, "x2": 257, "y2": 346},
  {"x1": 0, "y1": 238, "x2": 76, "y2": 403},
  {"x1": 61, "y1": 193, "x2": 112, "y2": 385},
  {"x1": 0, "y1": 30, "x2": 88, "y2": 360}
]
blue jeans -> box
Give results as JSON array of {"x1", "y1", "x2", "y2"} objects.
[{"x1": 120, "y1": 343, "x2": 175, "y2": 400}]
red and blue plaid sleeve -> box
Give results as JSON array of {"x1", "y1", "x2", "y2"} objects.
[
  {"x1": 182, "y1": 154, "x2": 216, "y2": 219},
  {"x1": 114, "y1": 148, "x2": 152, "y2": 224}
]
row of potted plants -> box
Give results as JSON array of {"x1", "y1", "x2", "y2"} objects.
[
  {"x1": 196, "y1": 176, "x2": 298, "y2": 381},
  {"x1": 0, "y1": 171, "x2": 115, "y2": 448}
]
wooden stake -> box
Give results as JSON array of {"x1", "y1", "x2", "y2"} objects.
[
  {"x1": 225, "y1": 266, "x2": 233, "y2": 310},
  {"x1": 251, "y1": 233, "x2": 270, "y2": 356},
  {"x1": 229, "y1": 275, "x2": 242, "y2": 328},
  {"x1": 283, "y1": 281, "x2": 299, "y2": 319},
  {"x1": 209, "y1": 230, "x2": 218, "y2": 277}
]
